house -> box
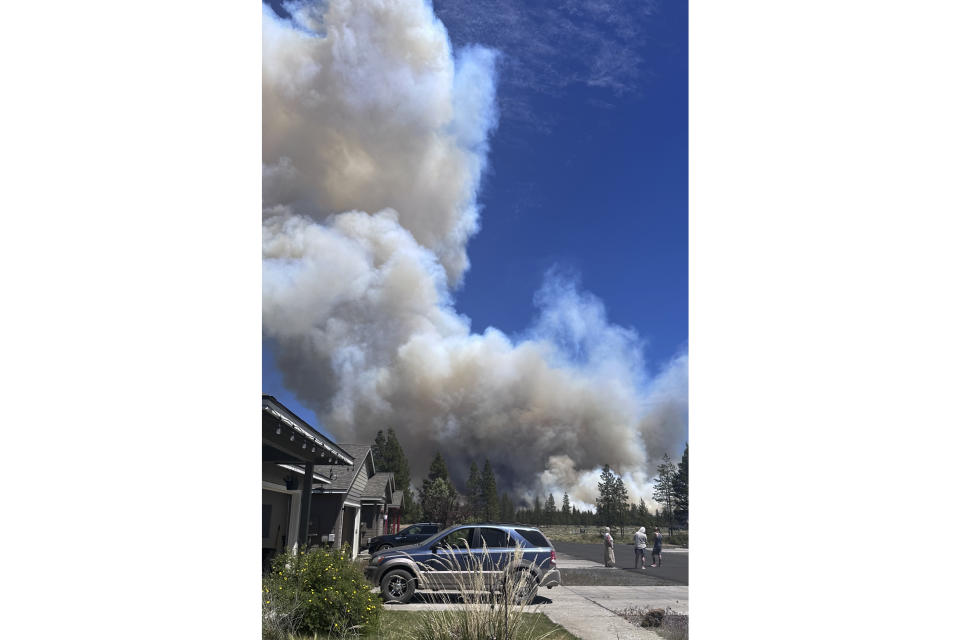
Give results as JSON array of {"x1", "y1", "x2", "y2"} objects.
[
  {"x1": 307, "y1": 444, "x2": 404, "y2": 558},
  {"x1": 359, "y1": 471, "x2": 404, "y2": 546},
  {"x1": 262, "y1": 394, "x2": 406, "y2": 563},
  {"x1": 262, "y1": 395, "x2": 354, "y2": 569},
  {"x1": 388, "y1": 490, "x2": 404, "y2": 534}
]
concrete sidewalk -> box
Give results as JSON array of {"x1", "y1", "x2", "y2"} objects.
[{"x1": 541, "y1": 585, "x2": 687, "y2": 640}]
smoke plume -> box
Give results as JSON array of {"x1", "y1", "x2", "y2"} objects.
[{"x1": 262, "y1": 0, "x2": 687, "y2": 506}]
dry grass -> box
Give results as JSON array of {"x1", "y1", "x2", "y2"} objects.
[
  {"x1": 538, "y1": 525, "x2": 688, "y2": 547},
  {"x1": 380, "y1": 545, "x2": 568, "y2": 640},
  {"x1": 617, "y1": 606, "x2": 688, "y2": 640}
]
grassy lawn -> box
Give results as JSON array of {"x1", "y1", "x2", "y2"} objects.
[
  {"x1": 540, "y1": 525, "x2": 687, "y2": 547},
  {"x1": 290, "y1": 610, "x2": 578, "y2": 639}
]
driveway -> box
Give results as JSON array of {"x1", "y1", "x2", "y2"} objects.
[
  {"x1": 380, "y1": 551, "x2": 688, "y2": 640},
  {"x1": 552, "y1": 541, "x2": 688, "y2": 585}
]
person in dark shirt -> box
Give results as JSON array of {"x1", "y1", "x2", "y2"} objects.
[{"x1": 651, "y1": 527, "x2": 663, "y2": 567}]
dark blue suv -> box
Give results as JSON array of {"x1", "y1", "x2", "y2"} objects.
[
  {"x1": 366, "y1": 523, "x2": 441, "y2": 553},
  {"x1": 365, "y1": 523, "x2": 561, "y2": 604}
]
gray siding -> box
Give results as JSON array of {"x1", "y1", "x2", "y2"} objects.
[{"x1": 347, "y1": 463, "x2": 371, "y2": 502}]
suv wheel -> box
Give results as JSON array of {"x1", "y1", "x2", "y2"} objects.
[
  {"x1": 510, "y1": 569, "x2": 538, "y2": 605},
  {"x1": 380, "y1": 568, "x2": 415, "y2": 604},
  {"x1": 376, "y1": 543, "x2": 393, "y2": 553}
]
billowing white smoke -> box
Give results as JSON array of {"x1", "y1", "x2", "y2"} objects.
[
  {"x1": 262, "y1": 0, "x2": 687, "y2": 504},
  {"x1": 263, "y1": 0, "x2": 496, "y2": 284}
]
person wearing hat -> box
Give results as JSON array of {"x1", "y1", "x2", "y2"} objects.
[
  {"x1": 633, "y1": 526, "x2": 648, "y2": 569},
  {"x1": 602, "y1": 527, "x2": 616, "y2": 567}
]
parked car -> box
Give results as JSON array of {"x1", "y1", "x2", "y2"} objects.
[
  {"x1": 365, "y1": 523, "x2": 561, "y2": 604},
  {"x1": 366, "y1": 523, "x2": 441, "y2": 553}
]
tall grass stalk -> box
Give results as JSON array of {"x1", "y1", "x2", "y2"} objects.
[{"x1": 390, "y1": 544, "x2": 561, "y2": 640}]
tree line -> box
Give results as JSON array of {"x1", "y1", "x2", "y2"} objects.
[{"x1": 371, "y1": 428, "x2": 688, "y2": 530}]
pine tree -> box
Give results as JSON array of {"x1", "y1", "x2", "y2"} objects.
[
  {"x1": 561, "y1": 492, "x2": 571, "y2": 524},
  {"x1": 613, "y1": 475, "x2": 629, "y2": 536},
  {"x1": 500, "y1": 492, "x2": 514, "y2": 522},
  {"x1": 466, "y1": 461, "x2": 482, "y2": 520},
  {"x1": 638, "y1": 498, "x2": 650, "y2": 527},
  {"x1": 427, "y1": 452, "x2": 448, "y2": 482},
  {"x1": 481, "y1": 459, "x2": 499, "y2": 521},
  {"x1": 384, "y1": 429, "x2": 411, "y2": 491},
  {"x1": 597, "y1": 464, "x2": 616, "y2": 525},
  {"x1": 371, "y1": 429, "x2": 414, "y2": 519},
  {"x1": 652, "y1": 453, "x2": 678, "y2": 527},
  {"x1": 402, "y1": 487, "x2": 420, "y2": 522},
  {"x1": 533, "y1": 495, "x2": 542, "y2": 526},
  {"x1": 372, "y1": 430, "x2": 387, "y2": 469},
  {"x1": 544, "y1": 493, "x2": 557, "y2": 525},
  {"x1": 422, "y1": 477, "x2": 458, "y2": 526},
  {"x1": 419, "y1": 451, "x2": 450, "y2": 509},
  {"x1": 672, "y1": 443, "x2": 689, "y2": 526}
]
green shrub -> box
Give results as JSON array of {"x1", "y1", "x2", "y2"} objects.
[{"x1": 262, "y1": 545, "x2": 382, "y2": 639}]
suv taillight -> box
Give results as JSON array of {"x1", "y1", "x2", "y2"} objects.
[{"x1": 550, "y1": 549, "x2": 556, "y2": 564}]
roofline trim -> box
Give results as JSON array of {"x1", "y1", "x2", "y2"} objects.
[{"x1": 262, "y1": 397, "x2": 354, "y2": 465}]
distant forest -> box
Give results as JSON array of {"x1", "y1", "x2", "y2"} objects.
[{"x1": 372, "y1": 429, "x2": 688, "y2": 532}]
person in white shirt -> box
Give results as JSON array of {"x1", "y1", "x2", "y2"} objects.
[
  {"x1": 633, "y1": 526, "x2": 648, "y2": 569},
  {"x1": 602, "y1": 527, "x2": 616, "y2": 567}
]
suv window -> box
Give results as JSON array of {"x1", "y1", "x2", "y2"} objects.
[
  {"x1": 403, "y1": 525, "x2": 423, "y2": 535},
  {"x1": 475, "y1": 527, "x2": 511, "y2": 548},
  {"x1": 423, "y1": 525, "x2": 439, "y2": 534},
  {"x1": 434, "y1": 527, "x2": 474, "y2": 550},
  {"x1": 514, "y1": 529, "x2": 550, "y2": 547}
]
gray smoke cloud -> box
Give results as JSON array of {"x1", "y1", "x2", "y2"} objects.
[
  {"x1": 263, "y1": 0, "x2": 496, "y2": 283},
  {"x1": 263, "y1": 0, "x2": 687, "y2": 507}
]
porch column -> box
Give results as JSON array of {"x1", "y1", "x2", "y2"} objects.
[{"x1": 298, "y1": 463, "x2": 313, "y2": 547}]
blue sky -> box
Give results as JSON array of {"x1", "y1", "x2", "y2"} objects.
[{"x1": 263, "y1": 0, "x2": 687, "y2": 439}]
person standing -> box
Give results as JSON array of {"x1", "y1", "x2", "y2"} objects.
[
  {"x1": 633, "y1": 526, "x2": 648, "y2": 569},
  {"x1": 651, "y1": 527, "x2": 663, "y2": 567},
  {"x1": 602, "y1": 527, "x2": 616, "y2": 567}
]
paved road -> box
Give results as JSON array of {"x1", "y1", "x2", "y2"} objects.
[{"x1": 552, "y1": 541, "x2": 688, "y2": 586}]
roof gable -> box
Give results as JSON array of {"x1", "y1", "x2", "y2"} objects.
[{"x1": 320, "y1": 444, "x2": 375, "y2": 492}]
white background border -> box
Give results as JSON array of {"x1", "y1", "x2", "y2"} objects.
[{"x1": 3, "y1": 1, "x2": 959, "y2": 637}]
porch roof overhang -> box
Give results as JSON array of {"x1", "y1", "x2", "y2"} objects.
[
  {"x1": 262, "y1": 395, "x2": 354, "y2": 467},
  {"x1": 277, "y1": 463, "x2": 331, "y2": 485}
]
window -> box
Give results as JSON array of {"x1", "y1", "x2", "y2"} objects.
[
  {"x1": 423, "y1": 525, "x2": 439, "y2": 533},
  {"x1": 435, "y1": 527, "x2": 474, "y2": 550},
  {"x1": 404, "y1": 525, "x2": 423, "y2": 535},
  {"x1": 475, "y1": 527, "x2": 510, "y2": 548},
  {"x1": 514, "y1": 529, "x2": 550, "y2": 547}
]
